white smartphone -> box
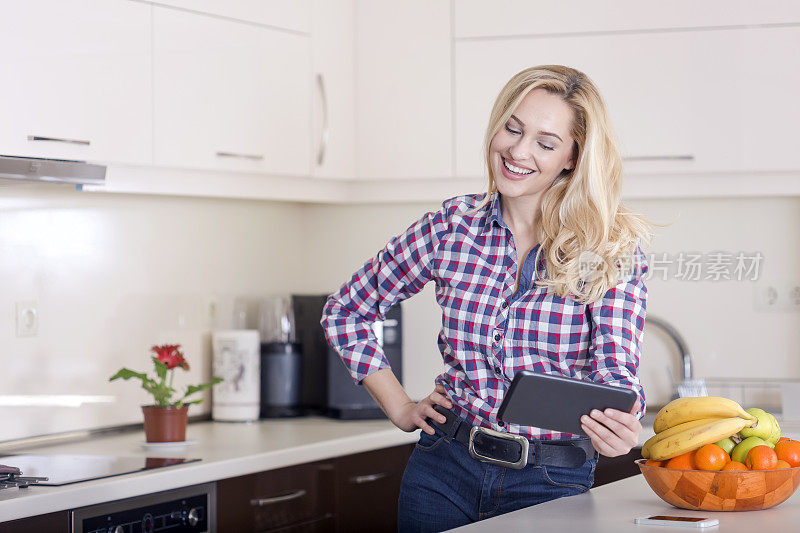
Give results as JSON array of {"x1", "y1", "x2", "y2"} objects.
[{"x1": 634, "y1": 515, "x2": 719, "y2": 528}]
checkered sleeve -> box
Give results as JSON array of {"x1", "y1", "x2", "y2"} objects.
[
  {"x1": 585, "y1": 244, "x2": 649, "y2": 420},
  {"x1": 320, "y1": 200, "x2": 454, "y2": 384}
]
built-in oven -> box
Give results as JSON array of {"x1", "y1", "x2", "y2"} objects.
[{"x1": 70, "y1": 482, "x2": 216, "y2": 533}]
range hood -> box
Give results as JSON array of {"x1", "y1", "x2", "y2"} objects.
[{"x1": 0, "y1": 155, "x2": 105, "y2": 185}]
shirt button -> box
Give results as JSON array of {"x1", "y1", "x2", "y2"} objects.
[
  {"x1": 498, "y1": 420, "x2": 505, "y2": 427},
  {"x1": 493, "y1": 333, "x2": 501, "y2": 342},
  {"x1": 501, "y1": 301, "x2": 509, "y2": 309},
  {"x1": 494, "y1": 366, "x2": 502, "y2": 374}
]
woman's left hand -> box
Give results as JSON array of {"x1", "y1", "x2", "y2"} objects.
[{"x1": 580, "y1": 400, "x2": 642, "y2": 457}]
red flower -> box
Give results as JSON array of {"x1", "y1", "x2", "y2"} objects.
[{"x1": 151, "y1": 344, "x2": 189, "y2": 370}]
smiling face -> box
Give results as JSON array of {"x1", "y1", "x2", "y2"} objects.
[{"x1": 489, "y1": 88, "x2": 577, "y2": 204}]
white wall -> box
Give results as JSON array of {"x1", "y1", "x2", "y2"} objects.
[
  {"x1": 1, "y1": 183, "x2": 798, "y2": 441},
  {"x1": 303, "y1": 196, "x2": 800, "y2": 409},
  {"x1": 298, "y1": 200, "x2": 445, "y2": 401},
  {"x1": 0, "y1": 183, "x2": 307, "y2": 441},
  {"x1": 628, "y1": 196, "x2": 800, "y2": 407}
]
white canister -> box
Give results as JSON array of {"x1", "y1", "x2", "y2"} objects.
[{"x1": 211, "y1": 330, "x2": 261, "y2": 422}]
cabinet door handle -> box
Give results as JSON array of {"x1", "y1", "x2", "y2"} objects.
[
  {"x1": 216, "y1": 151, "x2": 264, "y2": 161},
  {"x1": 622, "y1": 155, "x2": 694, "y2": 162},
  {"x1": 27, "y1": 135, "x2": 90, "y2": 146},
  {"x1": 349, "y1": 471, "x2": 390, "y2": 484},
  {"x1": 250, "y1": 489, "x2": 307, "y2": 506},
  {"x1": 316, "y1": 73, "x2": 329, "y2": 166}
]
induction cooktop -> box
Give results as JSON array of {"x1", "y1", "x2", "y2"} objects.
[{"x1": 0, "y1": 454, "x2": 200, "y2": 486}]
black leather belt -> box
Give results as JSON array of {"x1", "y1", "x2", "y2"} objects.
[{"x1": 429, "y1": 405, "x2": 597, "y2": 470}]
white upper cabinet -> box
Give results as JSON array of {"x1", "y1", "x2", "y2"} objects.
[
  {"x1": 355, "y1": 0, "x2": 452, "y2": 180},
  {"x1": 735, "y1": 27, "x2": 800, "y2": 173},
  {"x1": 153, "y1": 7, "x2": 312, "y2": 176},
  {"x1": 311, "y1": 0, "x2": 356, "y2": 179},
  {"x1": 155, "y1": 0, "x2": 311, "y2": 32},
  {"x1": 455, "y1": 26, "x2": 800, "y2": 178},
  {"x1": 455, "y1": 0, "x2": 800, "y2": 38},
  {"x1": 0, "y1": 0, "x2": 152, "y2": 165},
  {"x1": 3, "y1": 1, "x2": 795, "y2": 201}
]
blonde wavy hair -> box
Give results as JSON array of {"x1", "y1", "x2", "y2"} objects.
[{"x1": 476, "y1": 65, "x2": 654, "y2": 304}]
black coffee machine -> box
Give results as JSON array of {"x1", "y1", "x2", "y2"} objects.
[
  {"x1": 292, "y1": 294, "x2": 402, "y2": 419},
  {"x1": 259, "y1": 296, "x2": 303, "y2": 418}
]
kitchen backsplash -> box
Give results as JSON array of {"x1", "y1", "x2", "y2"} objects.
[
  {"x1": 300, "y1": 194, "x2": 800, "y2": 411},
  {"x1": 0, "y1": 184, "x2": 307, "y2": 442},
  {"x1": 1, "y1": 184, "x2": 799, "y2": 441}
]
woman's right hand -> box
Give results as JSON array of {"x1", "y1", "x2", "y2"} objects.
[{"x1": 392, "y1": 383, "x2": 453, "y2": 435}]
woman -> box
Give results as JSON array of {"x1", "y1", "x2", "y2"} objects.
[{"x1": 321, "y1": 65, "x2": 653, "y2": 531}]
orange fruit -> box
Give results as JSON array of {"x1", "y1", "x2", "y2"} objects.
[
  {"x1": 777, "y1": 437, "x2": 791, "y2": 443},
  {"x1": 776, "y1": 460, "x2": 791, "y2": 469},
  {"x1": 746, "y1": 445, "x2": 778, "y2": 470},
  {"x1": 695, "y1": 444, "x2": 729, "y2": 471},
  {"x1": 645, "y1": 459, "x2": 664, "y2": 467},
  {"x1": 665, "y1": 451, "x2": 696, "y2": 470},
  {"x1": 774, "y1": 439, "x2": 800, "y2": 467},
  {"x1": 722, "y1": 461, "x2": 748, "y2": 471}
]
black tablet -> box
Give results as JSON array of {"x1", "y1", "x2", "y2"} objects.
[{"x1": 497, "y1": 370, "x2": 638, "y2": 435}]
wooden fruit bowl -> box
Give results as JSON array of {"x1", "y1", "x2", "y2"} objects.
[{"x1": 635, "y1": 459, "x2": 800, "y2": 511}]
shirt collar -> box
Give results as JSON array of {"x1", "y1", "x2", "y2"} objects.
[{"x1": 483, "y1": 192, "x2": 507, "y2": 232}]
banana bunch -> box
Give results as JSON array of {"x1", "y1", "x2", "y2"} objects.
[
  {"x1": 653, "y1": 396, "x2": 753, "y2": 433},
  {"x1": 642, "y1": 397, "x2": 756, "y2": 461}
]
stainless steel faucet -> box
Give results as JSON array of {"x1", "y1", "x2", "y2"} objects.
[{"x1": 645, "y1": 315, "x2": 693, "y2": 382}]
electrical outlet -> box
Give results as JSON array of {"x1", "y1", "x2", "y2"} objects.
[
  {"x1": 754, "y1": 283, "x2": 800, "y2": 313},
  {"x1": 789, "y1": 286, "x2": 800, "y2": 311},
  {"x1": 754, "y1": 284, "x2": 780, "y2": 312},
  {"x1": 15, "y1": 301, "x2": 39, "y2": 337},
  {"x1": 205, "y1": 296, "x2": 218, "y2": 323}
]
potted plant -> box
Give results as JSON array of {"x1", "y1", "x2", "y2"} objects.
[{"x1": 110, "y1": 344, "x2": 223, "y2": 442}]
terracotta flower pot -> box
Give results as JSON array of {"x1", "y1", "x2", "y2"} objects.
[{"x1": 141, "y1": 405, "x2": 189, "y2": 443}]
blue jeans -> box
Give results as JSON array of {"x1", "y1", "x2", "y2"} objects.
[{"x1": 398, "y1": 423, "x2": 597, "y2": 532}]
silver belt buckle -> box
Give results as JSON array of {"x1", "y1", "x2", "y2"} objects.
[{"x1": 468, "y1": 426, "x2": 529, "y2": 469}]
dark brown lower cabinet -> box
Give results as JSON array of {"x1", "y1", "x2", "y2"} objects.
[
  {"x1": 0, "y1": 511, "x2": 69, "y2": 533},
  {"x1": 593, "y1": 446, "x2": 643, "y2": 487},
  {"x1": 215, "y1": 443, "x2": 647, "y2": 531},
  {"x1": 217, "y1": 460, "x2": 336, "y2": 532},
  {"x1": 334, "y1": 444, "x2": 414, "y2": 532},
  {"x1": 217, "y1": 443, "x2": 415, "y2": 533},
  {"x1": 269, "y1": 515, "x2": 336, "y2": 533}
]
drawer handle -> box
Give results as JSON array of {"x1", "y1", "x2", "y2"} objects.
[
  {"x1": 28, "y1": 135, "x2": 90, "y2": 146},
  {"x1": 622, "y1": 154, "x2": 694, "y2": 162},
  {"x1": 349, "y1": 472, "x2": 390, "y2": 484},
  {"x1": 216, "y1": 151, "x2": 264, "y2": 161},
  {"x1": 250, "y1": 489, "x2": 307, "y2": 506}
]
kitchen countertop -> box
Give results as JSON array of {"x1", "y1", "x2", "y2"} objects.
[
  {"x1": 451, "y1": 474, "x2": 800, "y2": 531},
  {"x1": 0, "y1": 417, "x2": 417, "y2": 523},
  {"x1": 2, "y1": 413, "x2": 799, "y2": 524}
]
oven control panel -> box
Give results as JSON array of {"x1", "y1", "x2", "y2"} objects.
[{"x1": 70, "y1": 482, "x2": 215, "y2": 533}]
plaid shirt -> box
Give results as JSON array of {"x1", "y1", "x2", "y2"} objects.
[{"x1": 321, "y1": 193, "x2": 648, "y2": 440}]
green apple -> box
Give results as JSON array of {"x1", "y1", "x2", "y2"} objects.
[
  {"x1": 766, "y1": 413, "x2": 781, "y2": 444},
  {"x1": 739, "y1": 408, "x2": 775, "y2": 441},
  {"x1": 714, "y1": 437, "x2": 736, "y2": 455},
  {"x1": 731, "y1": 436, "x2": 769, "y2": 464}
]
